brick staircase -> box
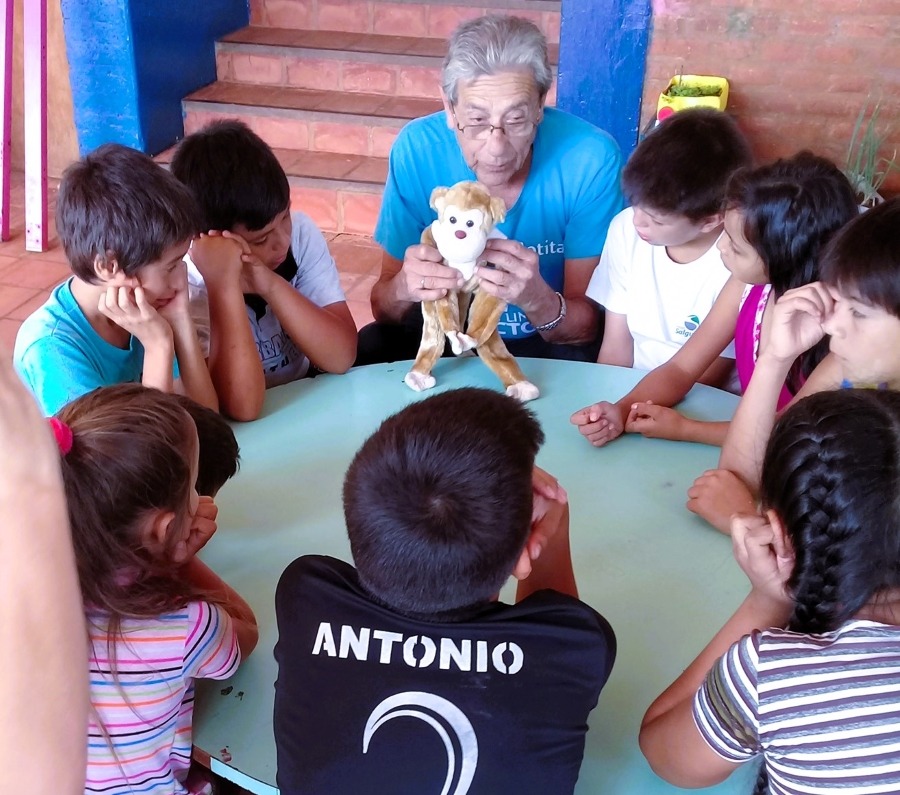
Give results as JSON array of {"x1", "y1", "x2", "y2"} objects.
[{"x1": 176, "y1": 0, "x2": 561, "y2": 235}]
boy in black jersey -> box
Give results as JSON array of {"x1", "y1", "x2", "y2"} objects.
[{"x1": 274, "y1": 387, "x2": 615, "y2": 794}]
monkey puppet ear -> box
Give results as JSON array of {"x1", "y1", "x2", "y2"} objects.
[
  {"x1": 430, "y1": 186, "x2": 450, "y2": 214},
  {"x1": 489, "y1": 196, "x2": 507, "y2": 225}
]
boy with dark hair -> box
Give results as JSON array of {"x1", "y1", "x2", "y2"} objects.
[
  {"x1": 13, "y1": 144, "x2": 217, "y2": 416},
  {"x1": 171, "y1": 120, "x2": 357, "y2": 422},
  {"x1": 171, "y1": 394, "x2": 240, "y2": 497},
  {"x1": 584, "y1": 109, "x2": 751, "y2": 377},
  {"x1": 273, "y1": 388, "x2": 616, "y2": 794}
]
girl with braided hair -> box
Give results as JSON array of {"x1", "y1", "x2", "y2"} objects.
[{"x1": 640, "y1": 388, "x2": 900, "y2": 793}]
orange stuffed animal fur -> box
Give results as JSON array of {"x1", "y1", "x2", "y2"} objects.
[{"x1": 403, "y1": 181, "x2": 540, "y2": 402}]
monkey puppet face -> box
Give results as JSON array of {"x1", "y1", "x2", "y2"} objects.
[{"x1": 430, "y1": 205, "x2": 490, "y2": 267}]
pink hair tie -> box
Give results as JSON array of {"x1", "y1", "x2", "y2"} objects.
[{"x1": 48, "y1": 417, "x2": 74, "y2": 456}]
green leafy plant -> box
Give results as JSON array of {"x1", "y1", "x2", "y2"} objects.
[
  {"x1": 845, "y1": 99, "x2": 899, "y2": 208},
  {"x1": 666, "y1": 74, "x2": 722, "y2": 98},
  {"x1": 666, "y1": 83, "x2": 722, "y2": 97}
]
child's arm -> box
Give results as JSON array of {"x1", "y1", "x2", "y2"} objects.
[
  {"x1": 227, "y1": 229, "x2": 357, "y2": 374},
  {"x1": 98, "y1": 284, "x2": 175, "y2": 394},
  {"x1": 515, "y1": 468, "x2": 577, "y2": 601},
  {"x1": 182, "y1": 557, "x2": 259, "y2": 659},
  {"x1": 639, "y1": 513, "x2": 793, "y2": 787},
  {"x1": 612, "y1": 277, "x2": 742, "y2": 421},
  {"x1": 572, "y1": 277, "x2": 741, "y2": 448},
  {"x1": 189, "y1": 236, "x2": 266, "y2": 421},
  {"x1": 626, "y1": 402, "x2": 731, "y2": 446},
  {"x1": 568, "y1": 311, "x2": 634, "y2": 447},
  {"x1": 155, "y1": 262, "x2": 219, "y2": 412},
  {"x1": 0, "y1": 353, "x2": 87, "y2": 795},
  {"x1": 596, "y1": 310, "x2": 634, "y2": 368},
  {"x1": 719, "y1": 283, "x2": 837, "y2": 488}
]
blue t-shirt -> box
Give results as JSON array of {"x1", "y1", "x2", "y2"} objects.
[
  {"x1": 14, "y1": 279, "x2": 163, "y2": 416},
  {"x1": 375, "y1": 108, "x2": 624, "y2": 339}
]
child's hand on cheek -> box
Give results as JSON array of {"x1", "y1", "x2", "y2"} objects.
[
  {"x1": 176, "y1": 495, "x2": 218, "y2": 563},
  {"x1": 155, "y1": 261, "x2": 192, "y2": 327},
  {"x1": 731, "y1": 512, "x2": 794, "y2": 611},
  {"x1": 764, "y1": 282, "x2": 834, "y2": 363},
  {"x1": 98, "y1": 284, "x2": 171, "y2": 346},
  {"x1": 190, "y1": 234, "x2": 243, "y2": 286},
  {"x1": 219, "y1": 230, "x2": 272, "y2": 295},
  {"x1": 527, "y1": 466, "x2": 568, "y2": 560}
]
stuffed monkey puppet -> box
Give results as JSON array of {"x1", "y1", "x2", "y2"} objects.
[{"x1": 404, "y1": 181, "x2": 540, "y2": 402}]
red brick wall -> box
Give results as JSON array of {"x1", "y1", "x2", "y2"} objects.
[{"x1": 642, "y1": 0, "x2": 900, "y2": 196}]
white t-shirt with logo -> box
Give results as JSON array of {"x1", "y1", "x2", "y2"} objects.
[{"x1": 586, "y1": 207, "x2": 734, "y2": 370}]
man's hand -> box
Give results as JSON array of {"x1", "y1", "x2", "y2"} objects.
[
  {"x1": 570, "y1": 401, "x2": 626, "y2": 447},
  {"x1": 98, "y1": 284, "x2": 172, "y2": 347},
  {"x1": 731, "y1": 512, "x2": 794, "y2": 608},
  {"x1": 687, "y1": 469, "x2": 757, "y2": 535},
  {"x1": 625, "y1": 401, "x2": 686, "y2": 440},
  {"x1": 395, "y1": 242, "x2": 462, "y2": 303},
  {"x1": 477, "y1": 238, "x2": 547, "y2": 308}
]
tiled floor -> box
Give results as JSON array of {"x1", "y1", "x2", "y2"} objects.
[{"x1": 0, "y1": 171, "x2": 379, "y2": 363}]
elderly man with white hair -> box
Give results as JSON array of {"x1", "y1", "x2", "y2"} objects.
[{"x1": 358, "y1": 14, "x2": 624, "y2": 365}]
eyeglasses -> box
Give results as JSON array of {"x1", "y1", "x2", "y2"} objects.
[{"x1": 451, "y1": 107, "x2": 539, "y2": 141}]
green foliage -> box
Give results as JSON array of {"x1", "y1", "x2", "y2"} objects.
[
  {"x1": 666, "y1": 83, "x2": 722, "y2": 98},
  {"x1": 845, "y1": 99, "x2": 899, "y2": 208}
]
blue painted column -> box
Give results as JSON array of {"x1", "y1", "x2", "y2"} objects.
[
  {"x1": 557, "y1": 0, "x2": 653, "y2": 159},
  {"x1": 60, "y1": 0, "x2": 248, "y2": 156}
]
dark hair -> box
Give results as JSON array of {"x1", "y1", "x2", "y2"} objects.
[
  {"x1": 172, "y1": 394, "x2": 240, "y2": 497},
  {"x1": 170, "y1": 119, "x2": 290, "y2": 232},
  {"x1": 726, "y1": 152, "x2": 858, "y2": 392},
  {"x1": 622, "y1": 109, "x2": 752, "y2": 221},
  {"x1": 760, "y1": 389, "x2": 900, "y2": 635},
  {"x1": 56, "y1": 143, "x2": 200, "y2": 282},
  {"x1": 57, "y1": 384, "x2": 205, "y2": 623},
  {"x1": 343, "y1": 388, "x2": 544, "y2": 616},
  {"x1": 820, "y1": 197, "x2": 900, "y2": 319}
]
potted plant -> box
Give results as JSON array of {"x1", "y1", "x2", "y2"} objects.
[
  {"x1": 845, "y1": 99, "x2": 898, "y2": 208},
  {"x1": 657, "y1": 72, "x2": 729, "y2": 120}
]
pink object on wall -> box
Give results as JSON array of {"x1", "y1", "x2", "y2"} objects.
[
  {"x1": 0, "y1": 0, "x2": 12, "y2": 241},
  {"x1": 24, "y1": 0, "x2": 48, "y2": 252}
]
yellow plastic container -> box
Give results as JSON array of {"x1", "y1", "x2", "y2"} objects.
[{"x1": 657, "y1": 75, "x2": 729, "y2": 119}]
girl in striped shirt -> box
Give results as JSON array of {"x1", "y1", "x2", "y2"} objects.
[
  {"x1": 55, "y1": 384, "x2": 258, "y2": 795},
  {"x1": 640, "y1": 388, "x2": 900, "y2": 794}
]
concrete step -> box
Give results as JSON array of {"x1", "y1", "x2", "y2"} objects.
[
  {"x1": 216, "y1": 26, "x2": 558, "y2": 98},
  {"x1": 183, "y1": 82, "x2": 442, "y2": 156},
  {"x1": 160, "y1": 142, "x2": 388, "y2": 235},
  {"x1": 251, "y1": 0, "x2": 561, "y2": 43}
]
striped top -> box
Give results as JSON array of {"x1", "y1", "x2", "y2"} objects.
[
  {"x1": 693, "y1": 620, "x2": 900, "y2": 794},
  {"x1": 86, "y1": 601, "x2": 240, "y2": 795}
]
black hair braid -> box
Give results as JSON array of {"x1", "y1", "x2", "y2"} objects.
[
  {"x1": 762, "y1": 391, "x2": 900, "y2": 637},
  {"x1": 769, "y1": 427, "x2": 848, "y2": 633},
  {"x1": 752, "y1": 760, "x2": 769, "y2": 795}
]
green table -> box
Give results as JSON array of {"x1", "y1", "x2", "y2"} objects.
[{"x1": 193, "y1": 357, "x2": 756, "y2": 793}]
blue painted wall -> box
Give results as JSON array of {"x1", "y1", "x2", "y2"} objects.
[
  {"x1": 557, "y1": 0, "x2": 653, "y2": 159},
  {"x1": 60, "y1": 0, "x2": 248, "y2": 156}
]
